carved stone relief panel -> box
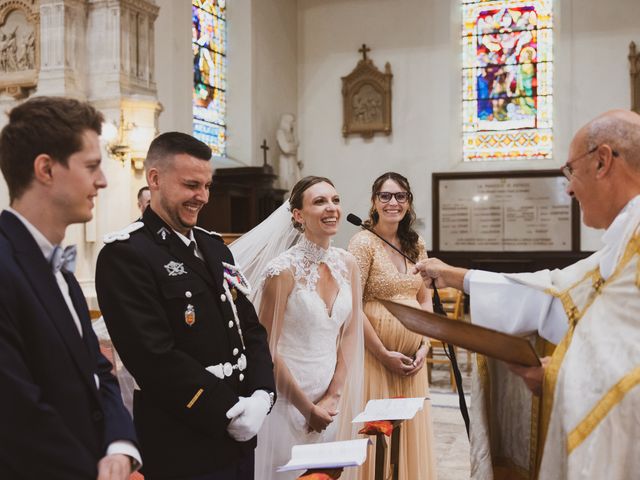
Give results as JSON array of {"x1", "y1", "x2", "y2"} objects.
[
  {"x1": 341, "y1": 45, "x2": 393, "y2": 138},
  {"x1": 0, "y1": 0, "x2": 39, "y2": 98}
]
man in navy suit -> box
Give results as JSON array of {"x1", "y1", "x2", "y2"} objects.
[{"x1": 0, "y1": 96, "x2": 140, "y2": 479}]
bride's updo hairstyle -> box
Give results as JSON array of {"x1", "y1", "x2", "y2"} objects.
[
  {"x1": 364, "y1": 171, "x2": 420, "y2": 262},
  {"x1": 289, "y1": 175, "x2": 335, "y2": 232}
]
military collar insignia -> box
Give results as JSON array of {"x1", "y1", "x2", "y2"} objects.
[
  {"x1": 164, "y1": 261, "x2": 187, "y2": 276},
  {"x1": 103, "y1": 221, "x2": 144, "y2": 244},
  {"x1": 222, "y1": 261, "x2": 251, "y2": 296},
  {"x1": 157, "y1": 227, "x2": 171, "y2": 241}
]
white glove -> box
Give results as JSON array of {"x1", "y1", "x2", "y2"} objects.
[{"x1": 225, "y1": 390, "x2": 271, "y2": 442}]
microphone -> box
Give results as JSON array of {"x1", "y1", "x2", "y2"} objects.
[{"x1": 346, "y1": 212, "x2": 445, "y2": 312}]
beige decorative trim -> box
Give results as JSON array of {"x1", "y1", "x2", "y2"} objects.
[
  {"x1": 567, "y1": 366, "x2": 640, "y2": 454},
  {"x1": 528, "y1": 337, "x2": 555, "y2": 479},
  {"x1": 341, "y1": 45, "x2": 392, "y2": 138}
]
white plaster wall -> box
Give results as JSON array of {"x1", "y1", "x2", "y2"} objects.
[
  {"x1": 252, "y1": 0, "x2": 298, "y2": 169},
  {"x1": 226, "y1": 0, "x2": 254, "y2": 164},
  {"x1": 297, "y1": 0, "x2": 640, "y2": 252},
  {"x1": 557, "y1": 0, "x2": 640, "y2": 249}
]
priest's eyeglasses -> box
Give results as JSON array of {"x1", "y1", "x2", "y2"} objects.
[
  {"x1": 376, "y1": 191, "x2": 412, "y2": 203},
  {"x1": 561, "y1": 145, "x2": 619, "y2": 180}
]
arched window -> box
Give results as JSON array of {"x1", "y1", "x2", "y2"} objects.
[
  {"x1": 192, "y1": 0, "x2": 227, "y2": 156},
  {"x1": 462, "y1": 0, "x2": 553, "y2": 161}
]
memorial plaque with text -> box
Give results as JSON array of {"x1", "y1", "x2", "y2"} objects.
[{"x1": 434, "y1": 171, "x2": 576, "y2": 252}]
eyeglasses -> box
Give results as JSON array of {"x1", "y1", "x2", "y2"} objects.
[
  {"x1": 376, "y1": 191, "x2": 412, "y2": 204},
  {"x1": 561, "y1": 144, "x2": 619, "y2": 180}
]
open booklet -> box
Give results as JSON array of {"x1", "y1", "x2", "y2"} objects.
[
  {"x1": 277, "y1": 438, "x2": 371, "y2": 472},
  {"x1": 352, "y1": 397, "x2": 426, "y2": 423},
  {"x1": 380, "y1": 299, "x2": 541, "y2": 367}
]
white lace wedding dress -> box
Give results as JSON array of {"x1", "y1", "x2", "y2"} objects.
[{"x1": 254, "y1": 237, "x2": 364, "y2": 480}]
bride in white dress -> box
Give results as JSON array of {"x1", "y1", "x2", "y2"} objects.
[{"x1": 231, "y1": 176, "x2": 364, "y2": 479}]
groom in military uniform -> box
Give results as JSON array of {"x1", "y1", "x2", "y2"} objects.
[{"x1": 96, "y1": 132, "x2": 276, "y2": 480}]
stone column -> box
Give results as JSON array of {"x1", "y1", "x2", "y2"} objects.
[{"x1": 38, "y1": 0, "x2": 87, "y2": 98}]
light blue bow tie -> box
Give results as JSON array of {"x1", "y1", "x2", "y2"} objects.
[{"x1": 51, "y1": 245, "x2": 77, "y2": 274}]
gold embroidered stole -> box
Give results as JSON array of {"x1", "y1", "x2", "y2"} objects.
[{"x1": 537, "y1": 233, "x2": 640, "y2": 474}]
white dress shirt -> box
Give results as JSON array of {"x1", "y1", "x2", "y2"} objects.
[{"x1": 173, "y1": 228, "x2": 203, "y2": 259}]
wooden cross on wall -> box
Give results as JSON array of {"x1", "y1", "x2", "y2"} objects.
[
  {"x1": 260, "y1": 139, "x2": 269, "y2": 166},
  {"x1": 359, "y1": 43, "x2": 371, "y2": 61}
]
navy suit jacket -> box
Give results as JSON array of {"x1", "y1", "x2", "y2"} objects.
[{"x1": 0, "y1": 211, "x2": 137, "y2": 479}]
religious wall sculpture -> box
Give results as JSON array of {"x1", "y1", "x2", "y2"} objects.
[
  {"x1": 341, "y1": 44, "x2": 392, "y2": 138},
  {"x1": 0, "y1": 0, "x2": 39, "y2": 99},
  {"x1": 630, "y1": 41, "x2": 640, "y2": 114},
  {"x1": 276, "y1": 113, "x2": 301, "y2": 191}
]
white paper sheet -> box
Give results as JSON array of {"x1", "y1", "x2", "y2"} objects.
[
  {"x1": 351, "y1": 397, "x2": 427, "y2": 423},
  {"x1": 276, "y1": 438, "x2": 371, "y2": 472}
]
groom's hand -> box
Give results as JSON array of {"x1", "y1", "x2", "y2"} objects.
[
  {"x1": 225, "y1": 390, "x2": 271, "y2": 442},
  {"x1": 97, "y1": 454, "x2": 131, "y2": 480}
]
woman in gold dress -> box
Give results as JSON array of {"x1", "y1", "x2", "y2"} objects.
[{"x1": 348, "y1": 172, "x2": 437, "y2": 480}]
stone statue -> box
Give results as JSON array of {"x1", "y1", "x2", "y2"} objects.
[
  {"x1": 21, "y1": 30, "x2": 35, "y2": 70},
  {"x1": 0, "y1": 29, "x2": 18, "y2": 72},
  {"x1": 276, "y1": 113, "x2": 301, "y2": 191}
]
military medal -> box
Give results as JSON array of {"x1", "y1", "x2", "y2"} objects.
[
  {"x1": 231, "y1": 287, "x2": 237, "y2": 301},
  {"x1": 184, "y1": 304, "x2": 196, "y2": 326}
]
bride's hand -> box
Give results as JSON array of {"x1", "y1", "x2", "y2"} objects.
[
  {"x1": 382, "y1": 350, "x2": 415, "y2": 376},
  {"x1": 316, "y1": 394, "x2": 339, "y2": 418},
  {"x1": 306, "y1": 404, "x2": 336, "y2": 433}
]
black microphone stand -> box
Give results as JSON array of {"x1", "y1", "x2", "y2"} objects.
[{"x1": 347, "y1": 214, "x2": 470, "y2": 438}]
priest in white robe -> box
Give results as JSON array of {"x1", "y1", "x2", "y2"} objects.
[{"x1": 415, "y1": 110, "x2": 640, "y2": 480}]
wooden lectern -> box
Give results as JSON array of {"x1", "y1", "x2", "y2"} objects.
[{"x1": 197, "y1": 164, "x2": 287, "y2": 234}]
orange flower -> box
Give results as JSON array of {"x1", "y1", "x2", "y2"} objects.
[
  {"x1": 358, "y1": 420, "x2": 394, "y2": 437},
  {"x1": 298, "y1": 469, "x2": 343, "y2": 479}
]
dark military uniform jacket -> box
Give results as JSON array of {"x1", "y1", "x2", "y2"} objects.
[{"x1": 96, "y1": 207, "x2": 275, "y2": 479}]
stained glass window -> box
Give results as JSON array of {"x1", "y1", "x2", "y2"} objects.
[
  {"x1": 192, "y1": 0, "x2": 226, "y2": 156},
  {"x1": 462, "y1": 0, "x2": 553, "y2": 161}
]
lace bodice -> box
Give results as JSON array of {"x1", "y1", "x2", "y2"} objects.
[
  {"x1": 263, "y1": 236, "x2": 350, "y2": 291},
  {"x1": 261, "y1": 237, "x2": 354, "y2": 426}
]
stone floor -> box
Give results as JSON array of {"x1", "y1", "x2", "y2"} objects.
[{"x1": 429, "y1": 348, "x2": 472, "y2": 480}]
